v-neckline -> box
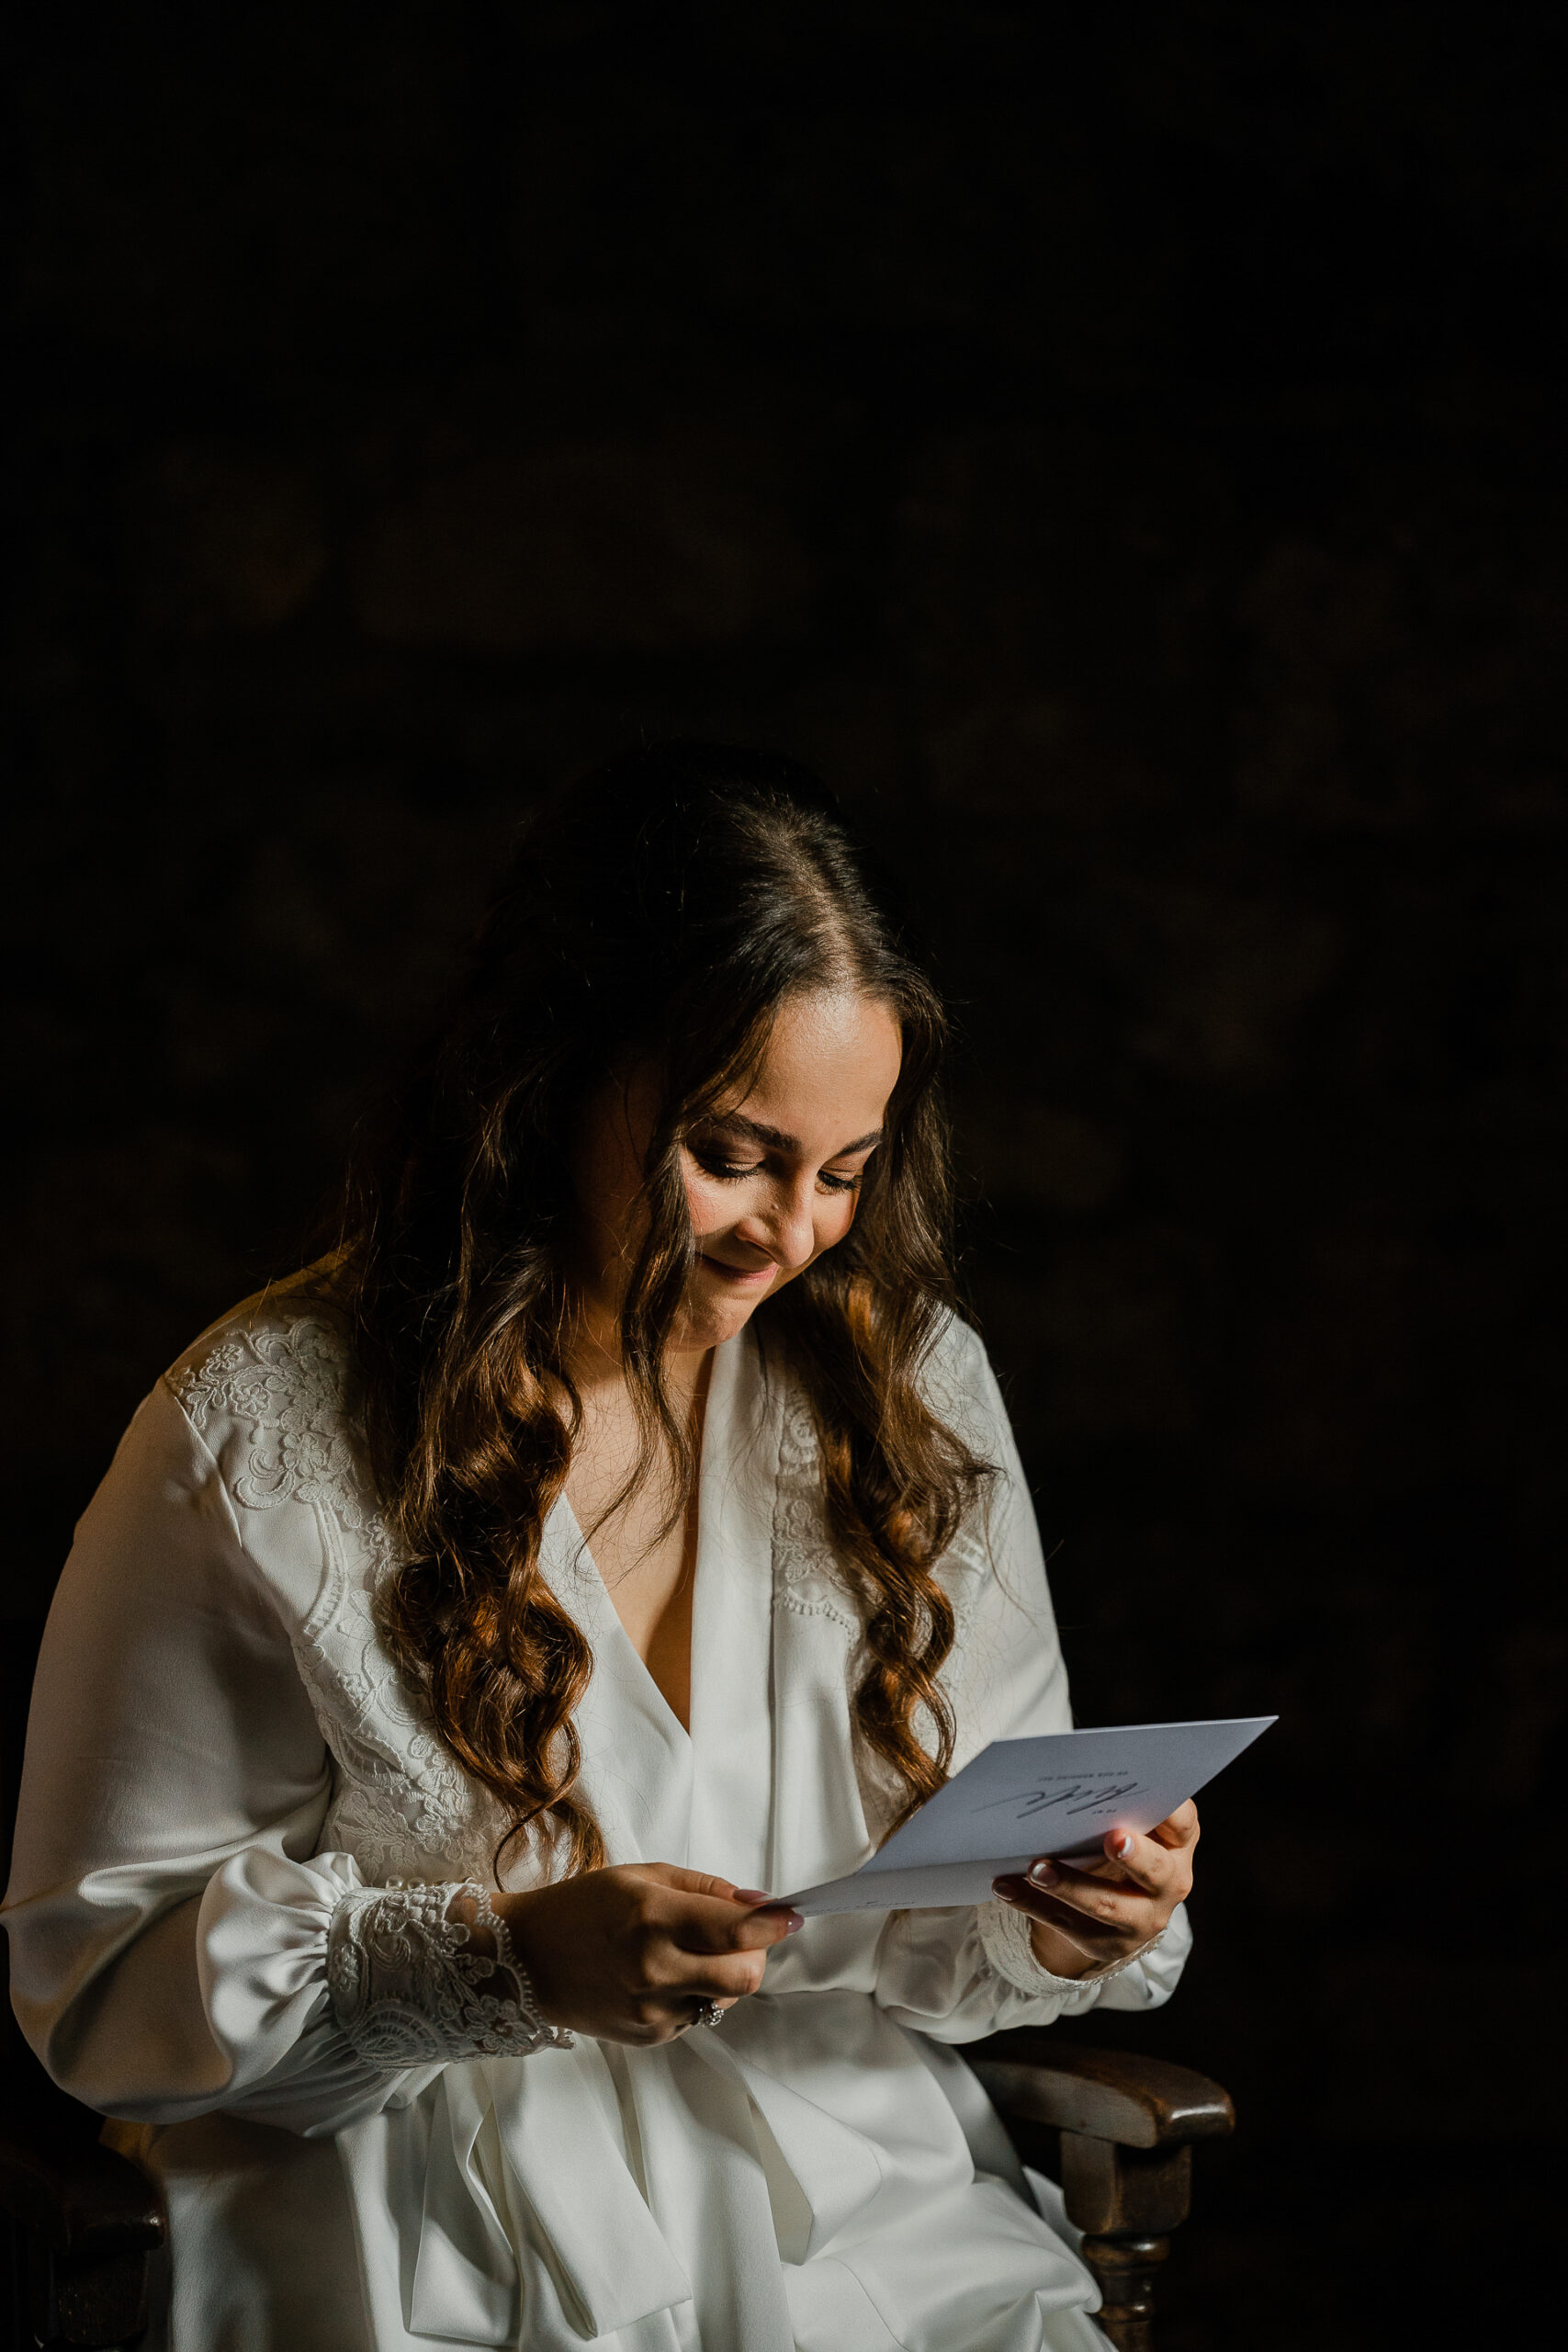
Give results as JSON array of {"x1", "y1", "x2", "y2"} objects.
[
  {"x1": 557, "y1": 1351, "x2": 716, "y2": 1745},
  {"x1": 538, "y1": 1330, "x2": 784, "y2": 1886},
  {"x1": 560, "y1": 1488, "x2": 694, "y2": 1746}
]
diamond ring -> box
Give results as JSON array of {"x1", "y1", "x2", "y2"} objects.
[{"x1": 692, "y1": 1997, "x2": 725, "y2": 2030}]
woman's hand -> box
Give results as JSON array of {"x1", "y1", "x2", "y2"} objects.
[
  {"x1": 991, "y1": 1802, "x2": 1199, "y2": 1981},
  {"x1": 490, "y1": 1865, "x2": 802, "y2": 2044}
]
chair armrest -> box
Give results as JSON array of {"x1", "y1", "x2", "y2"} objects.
[
  {"x1": 963, "y1": 2038, "x2": 1235, "y2": 2350},
  {"x1": 0, "y1": 2051, "x2": 161, "y2": 2260},
  {"x1": 0, "y1": 2119, "x2": 164, "y2": 2261},
  {"x1": 964, "y1": 2033, "x2": 1234, "y2": 2149},
  {"x1": 0, "y1": 2064, "x2": 164, "y2": 2349}
]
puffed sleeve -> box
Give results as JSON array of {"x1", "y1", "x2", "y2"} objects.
[
  {"x1": 2, "y1": 1383, "x2": 558, "y2": 2142},
  {"x1": 872, "y1": 1322, "x2": 1193, "y2": 2038}
]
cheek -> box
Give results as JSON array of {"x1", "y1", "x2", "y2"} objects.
[
  {"x1": 814, "y1": 1192, "x2": 859, "y2": 1255},
  {"x1": 683, "y1": 1170, "x2": 733, "y2": 1239}
]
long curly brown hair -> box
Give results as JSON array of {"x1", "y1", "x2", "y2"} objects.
[{"x1": 328, "y1": 742, "x2": 990, "y2": 1881}]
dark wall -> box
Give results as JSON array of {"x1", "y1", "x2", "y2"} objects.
[{"x1": 6, "y1": 6, "x2": 1564, "y2": 2344}]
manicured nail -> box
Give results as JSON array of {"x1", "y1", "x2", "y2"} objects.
[
  {"x1": 1111, "y1": 1831, "x2": 1134, "y2": 1860},
  {"x1": 733, "y1": 1889, "x2": 773, "y2": 1904},
  {"x1": 784, "y1": 1910, "x2": 804, "y2": 1934},
  {"x1": 1028, "y1": 1860, "x2": 1057, "y2": 1887}
]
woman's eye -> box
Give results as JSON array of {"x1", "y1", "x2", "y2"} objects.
[
  {"x1": 691, "y1": 1148, "x2": 761, "y2": 1182},
  {"x1": 688, "y1": 1143, "x2": 865, "y2": 1193}
]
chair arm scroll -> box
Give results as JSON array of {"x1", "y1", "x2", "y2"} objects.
[
  {"x1": 964, "y1": 2035, "x2": 1234, "y2": 2149},
  {"x1": 963, "y1": 2037, "x2": 1235, "y2": 2351}
]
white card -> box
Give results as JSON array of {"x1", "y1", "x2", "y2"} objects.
[{"x1": 782, "y1": 1716, "x2": 1275, "y2": 1915}]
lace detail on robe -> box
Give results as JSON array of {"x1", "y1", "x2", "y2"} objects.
[
  {"x1": 326, "y1": 1882, "x2": 574, "y2": 2066},
  {"x1": 769, "y1": 1353, "x2": 997, "y2": 1711},
  {"x1": 165, "y1": 1310, "x2": 500, "y2": 1885},
  {"x1": 164, "y1": 1315, "x2": 391, "y2": 1561},
  {"x1": 770, "y1": 1392, "x2": 861, "y2": 1634}
]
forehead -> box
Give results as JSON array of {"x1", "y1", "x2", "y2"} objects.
[{"x1": 718, "y1": 989, "x2": 902, "y2": 1139}]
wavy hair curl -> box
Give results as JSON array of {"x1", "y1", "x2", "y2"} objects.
[{"x1": 329, "y1": 742, "x2": 989, "y2": 1879}]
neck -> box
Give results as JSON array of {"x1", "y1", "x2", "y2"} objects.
[{"x1": 564, "y1": 1292, "x2": 713, "y2": 1408}]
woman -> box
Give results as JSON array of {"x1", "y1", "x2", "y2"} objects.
[{"x1": 5, "y1": 744, "x2": 1197, "y2": 2352}]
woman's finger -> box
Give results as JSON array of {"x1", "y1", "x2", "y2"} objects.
[
  {"x1": 1027, "y1": 1843, "x2": 1173, "y2": 1903},
  {"x1": 640, "y1": 1946, "x2": 773, "y2": 2003},
  {"x1": 994, "y1": 1871, "x2": 1156, "y2": 1938},
  {"x1": 638, "y1": 1863, "x2": 748, "y2": 1901},
  {"x1": 727, "y1": 1904, "x2": 803, "y2": 1950},
  {"x1": 1100, "y1": 1828, "x2": 1189, "y2": 1894},
  {"x1": 1146, "y1": 1801, "x2": 1201, "y2": 1851},
  {"x1": 659, "y1": 1891, "x2": 802, "y2": 1955}
]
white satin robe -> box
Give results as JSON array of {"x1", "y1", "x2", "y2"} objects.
[{"x1": 4, "y1": 1294, "x2": 1190, "y2": 2352}]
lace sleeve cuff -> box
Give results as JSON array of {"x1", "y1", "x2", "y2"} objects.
[
  {"x1": 977, "y1": 1896, "x2": 1166, "y2": 2004},
  {"x1": 326, "y1": 1881, "x2": 575, "y2": 2067}
]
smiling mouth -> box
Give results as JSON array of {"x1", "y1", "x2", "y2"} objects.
[{"x1": 699, "y1": 1255, "x2": 775, "y2": 1285}]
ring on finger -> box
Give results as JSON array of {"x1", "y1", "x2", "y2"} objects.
[{"x1": 690, "y1": 1997, "x2": 725, "y2": 2030}]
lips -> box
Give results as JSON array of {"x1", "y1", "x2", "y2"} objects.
[{"x1": 699, "y1": 1255, "x2": 774, "y2": 1286}]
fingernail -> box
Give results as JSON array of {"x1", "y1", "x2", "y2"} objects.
[
  {"x1": 1028, "y1": 1860, "x2": 1058, "y2": 1887},
  {"x1": 1111, "y1": 1832, "x2": 1134, "y2": 1860},
  {"x1": 784, "y1": 1910, "x2": 804, "y2": 1934},
  {"x1": 733, "y1": 1889, "x2": 773, "y2": 1904}
]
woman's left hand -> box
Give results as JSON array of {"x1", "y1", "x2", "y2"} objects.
[{"x1": 991, "y1": 1801, "x2": 1200, "y2": 1980}]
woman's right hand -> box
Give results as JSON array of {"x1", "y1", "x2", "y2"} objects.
[{"x1": 489, "y1": 1865, "x2": 802, "y2": 2045}]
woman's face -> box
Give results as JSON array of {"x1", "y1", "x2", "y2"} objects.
[{"x1": 574, "y1": 987, "x2": 904, "y2": 1362}]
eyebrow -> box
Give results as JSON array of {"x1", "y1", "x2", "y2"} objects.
[{"x1": 708, "y1": 1113, "x2": 884, "y2": 1159}]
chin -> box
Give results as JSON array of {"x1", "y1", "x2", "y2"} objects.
[{"x1": 677, "y1": 1292, "x2": 771, "y2": 1353}]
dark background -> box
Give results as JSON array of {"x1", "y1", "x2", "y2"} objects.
[{"x1": 6, "y1": 5, "x2": 1565, "y2": 2343}]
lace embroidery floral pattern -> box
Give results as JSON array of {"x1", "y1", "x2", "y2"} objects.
[
  {"x1": 165, "y1": 1311, "x2": 497, "y2": 1884},
  {"x1": 770, "y1": 1393, "x2": 860, "y2": 1635},
  {"x1": 327, "y1": 1882, "x2": 572, "y2": 2065},
  {"x1": 768, "y1": 1368, "x2": 992, "y2": 1668},
  {"x1": 164, "y1": 1317, "x2": 390, "y2": 1567}
]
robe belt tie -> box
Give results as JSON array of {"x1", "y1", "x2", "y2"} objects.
[
  {"x1": 409, "y1": 2050, "x2": 689, "y2": 2343},
  {"x1": 404, "y1": 1997, "x2": 888, "y2": 2346}
]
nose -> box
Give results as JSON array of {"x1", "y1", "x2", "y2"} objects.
[{"x1": 738, "y1": 1176, "x2": 818, "y2": 1272}]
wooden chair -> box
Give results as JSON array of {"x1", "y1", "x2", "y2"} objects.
[
  {"x1": 968, "y1": 2032, "x2": 1234, "y2": 2348},
  {"x1": 0, "y1": 2063, "x2": 164, "y2": 2352}
]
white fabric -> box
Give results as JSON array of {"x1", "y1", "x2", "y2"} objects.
[{"x1": 4, "y1": 1292, "x2": 1190, "y2": 2351}]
